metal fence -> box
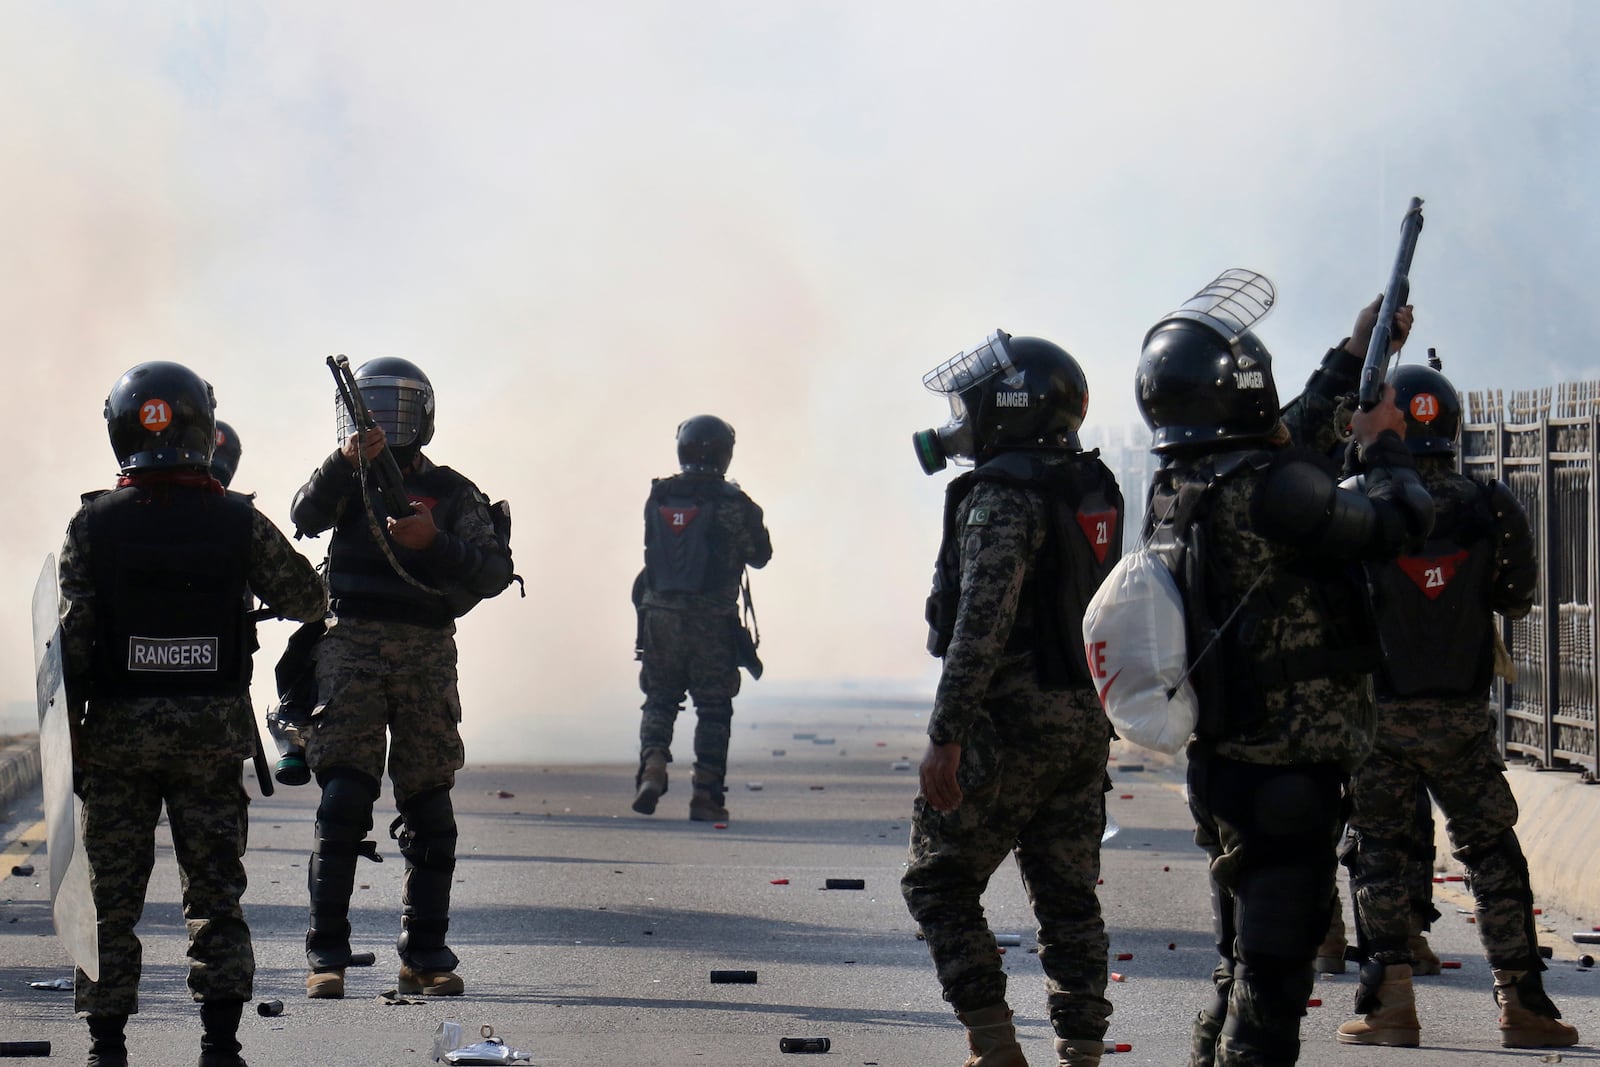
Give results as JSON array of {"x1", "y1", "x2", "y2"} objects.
[{"x1": 1464, "y1": 382, "x2": 1600, "y2": 780}]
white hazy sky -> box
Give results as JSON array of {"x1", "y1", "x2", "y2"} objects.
[{"x1": 6, "y1": 2, "x2": 1597, "y2": 761}]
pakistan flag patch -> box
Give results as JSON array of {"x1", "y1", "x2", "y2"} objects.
[{"x1": 967, "y1": 507, "x2": 992, "y2": 526}]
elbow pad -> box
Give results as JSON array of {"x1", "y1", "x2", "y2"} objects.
[
  {"x1": 1487, "y1": 480, "x2": 1536, "y2": 618},
  {"x1": 1253, "y1": 451, "x2": 1379, "y2": 552},
  {"x1": 429, "y1": 532, "x2": 514, "y2": 597},
  {"x1": 1361, "y1": 440, "x2": 1434, "y2": 552},
  {"x1": 291, "y1": 452, "x2": 355, "y2": 537},
  {"x1": 1303, "y1": 345, "x2": 1364, "y2": 403}
]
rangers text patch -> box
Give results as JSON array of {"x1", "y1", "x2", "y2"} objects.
[{"x1": 127, "y1": 636, "x2": 219, "y2": 672}]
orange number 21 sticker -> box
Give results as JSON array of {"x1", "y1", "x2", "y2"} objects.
[{"x1": 141, "y1": 399, "x2": 172, "y2": 431}]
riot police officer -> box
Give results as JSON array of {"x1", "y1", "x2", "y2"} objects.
[
  {"x1": 290, "y1": 357, "x2": 514, "y2": 999},
  {"x1": 59, "y1": 362, "x2": 325, "y2": 1067},
  {"x1": 1134, "y1": 272, "x2": 1434, "y2": 1067},
  {"x1": 901, "y1": 331, "x2": 1123, "y2": 1067},
  {"x1": 632, "y1": 415, "x2": 772, "y2": 821},
  {"x1": 1337, "y1": 363, "x2": 1576, "y2": 1049},
  {"x1": 211, "y1": 420, "x2": 243, "y2": 489}
]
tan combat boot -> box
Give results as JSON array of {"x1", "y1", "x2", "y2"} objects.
[
  {"x1": 631, "y1": 749, "x2": 669, "y2": 815},
  {"x1": 956, "y1": 1003, "x2": 1028, "y2": 1067},
  {"x1": 1054, "y1": 1035, "x2": 1103, "y2": 1066},
  {"x1": 305, "y1": 968, "x2": 345, "y2": 999},
  {"x1": 1315, "y1": 907, "x2": 1348, "y2": 974},
  {"x1": 688, "y1": 769, "x2": 728, "y2": 822},
  {"x1": 1336, "y1": 963, "x2": 1420, "y2": 1046},
  {"x1": 1494, "y1": 968, "x2": 1579, "y2": 1048},
  {"x1": 1408, "y1": 928, "x2": 1441, "y2": 976},
  {"x1": 398, "y1": 962, "x2": 465, "y2": 996}
]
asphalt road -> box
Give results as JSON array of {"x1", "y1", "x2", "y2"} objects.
[{"x1": 1, "y1": 702, "x2": 1596, "y2": 1065}]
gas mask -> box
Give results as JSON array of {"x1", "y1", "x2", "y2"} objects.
[{"x1": 912, "y1": 330, "x2": 1016, "y2": 475}]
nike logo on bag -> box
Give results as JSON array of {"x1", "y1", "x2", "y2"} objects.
[{"x1": 1096, "y1": 668, "x2": 1123, "y2": 708}]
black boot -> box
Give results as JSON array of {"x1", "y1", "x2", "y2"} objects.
[
  {"x1": 305, "y1": 774, "x2": 378, "y2": 997},
  {"x1": 86, "y1": 1013, "x2": 128, "y2": 1067},
  {"x1": 394, "y1": 789, "x2": 463, "y2": 996},
  {"x1": 197, "y1": 1000, "x2": 246, "y2": 1067}
]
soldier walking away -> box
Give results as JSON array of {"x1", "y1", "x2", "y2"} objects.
[
  {"x1": 632, "y1": 415, "x2": 772, "y2": 822},
  {"x1": 1133, "y1": 272, "x2": 1435, "y2": 1067},
  {"x1": 58, "y1": 362, "x2": 326, "y2": 1067},
  {"x1": 901, "y1": 331, "x2": 1123, "y2": 1067},
  {"x1": 290, "y1": 357, "x2": 514, "y2": 1000},
  {"x1": 1336, "y1": 362, "x2": 1577, "y2": 1049}
]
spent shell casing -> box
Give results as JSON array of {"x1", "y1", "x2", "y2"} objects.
[
  {"x1": 779, "y1": 1036, "x2": 831, "y2": 1053},
  {"x1": 0, "y1": 1041, "x2": 52, "y2": 1057},
  {"x1": 709, "y1": 969, "x2": 758, "y2": 984},
  {"x1": 257, "y1": 1000, "x2": 284, "y2": 1017}
]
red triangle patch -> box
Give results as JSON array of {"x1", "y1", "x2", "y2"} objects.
[
  {"x1": 658, "y1": 505, "x2": 699, "y2": 536},
  {"x1": 1077, "y1": 508, "x2": 1118, "y2": 565},
  {"x1": 1396, "y1": 549, "x2": 1471, "y2": 600}
]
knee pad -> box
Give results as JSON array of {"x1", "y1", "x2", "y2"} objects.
[
  {"x1": 315, "y1": 769, "x2": 379, "y2": 842},
  {"x1": 391, "y1": 786, "x2": 457, "y2": 873},
  {"x1": 694, "y1": 702, "x2": 733, "y2": 727},
  {"x1": 1236, "y1": 862, "x2": 1335, "y2": 959}
]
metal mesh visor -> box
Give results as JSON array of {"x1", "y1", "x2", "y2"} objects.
[
  {"x1": 335, "y1": 376, "x2": 431, "y2": 446},
  {"x1": 922, "y1": 330, "x2": 1016, "y2": 398},
  {"x1": 1158, "y1": 269, "x2": 1276, "y2": 348}
]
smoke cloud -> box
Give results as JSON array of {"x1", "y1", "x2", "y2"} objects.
[{"x1": 5, "y1": 2, "x2": 1596, "y2": 760}]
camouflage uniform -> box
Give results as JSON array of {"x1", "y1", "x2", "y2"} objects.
[
  {"x1": 1169, "y1": 355, "x2": 1433, "y2": 1067},
  {"x1": 902, "y1": 453, "x2": 1119, "y2": 1046},
  {"x1": 291, "y1": 450, "x2": 512, "y2": 986},
  {"x1": 636, "y1": 472, "x2": 771, "y2": 799},
  {"x1": 59, "y1": 484, "x2": 325, "y2": 1016},
  {"x1": 1346, "y1": 460, "x2": 1540, "y2": 970}
]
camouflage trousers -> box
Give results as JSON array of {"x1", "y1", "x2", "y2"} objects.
[
  {"x1": 74, "y1": 760, "x2": 253, "y2": 1014},
  {"x1": 636, "y1": 607, "x2": 740, "y2": 784},
  {"x1": 1186, "y1": 751, "x2": 1346, "y2": 1067},
  {"x1": 306, "y1": 615, "x2": 465, "y2": 802},
  {"x1": 901, "y1": 673, "x2": 1113, "y2": 1040},
  {"x1": 1346, "y1": 697, "x2": 1539, "y2": 969}
]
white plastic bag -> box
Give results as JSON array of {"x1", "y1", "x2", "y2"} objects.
[{"x1": 1081, "y1": 548, "x2": 1198, "y2": 754}]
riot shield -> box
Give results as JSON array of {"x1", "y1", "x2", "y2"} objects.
[{"x1": 32, "y1": 555, "x2": 98, "y2": 980}]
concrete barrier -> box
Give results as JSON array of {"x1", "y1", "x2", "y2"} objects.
[{"x1": 0, "y1": 736, "x2": 40, "y2": 819}]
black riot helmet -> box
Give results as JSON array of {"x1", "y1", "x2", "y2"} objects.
[
  {"x1": 211, "y1": 419, "x2": 242, "y2": 488},
  {"x1": 104, "y1": 361, "x2": 217, "y2": 474},
  {"x1": 337, "y1": 357, "x2": 435, "y2": 449},
  {"x1": 1388, "y1": 362, "x2": 1461, "y2": 457},
  {"x1": 1135, "y1": 268, "x2": 1281, "y2": 454},
  {"x1": 676, "y1": 415, "x2": 736, "y2": 475},
  {"x1": 913, "y1": 330, "x2": 1089, "y2": 474}
]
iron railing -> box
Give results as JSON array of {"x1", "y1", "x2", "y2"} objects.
[{"x1": 1463, "y1": 382, "x2": 1600, "y2": 779}]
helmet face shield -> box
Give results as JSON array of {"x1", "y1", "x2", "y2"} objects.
[
  {"x1": 914, "y1": 330, "x2": 1015, "y2": 473},
  {"x1": 336, "y1": 374, "x2": 433, "y2": 447},
  {"x1": 1151, "y1": 268, "x2": 1276, "y2": 353},
  {"x1": 922, "y1": 330, "x2": 1017, "y2": 398}
]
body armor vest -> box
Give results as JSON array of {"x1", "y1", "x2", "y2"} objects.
[
  {"x1": 925, "y1": 450, "x2": 1123, "y2": 689},
  {"x1": 1148, "y1": 449, "x2": 1381, "y2": 741},
  {"x1": 1372, "y1": 485, "x2": 1496, "y2": 697},
  {"x1": 643, "y1": 475, "x2": 735, "y2": 595},
  {"x1": 85, "y1": 485, "x2": 254, "y2": 698},
  {"x1": 327, "y1": 465, "x2": 474, "y2": 628}
]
